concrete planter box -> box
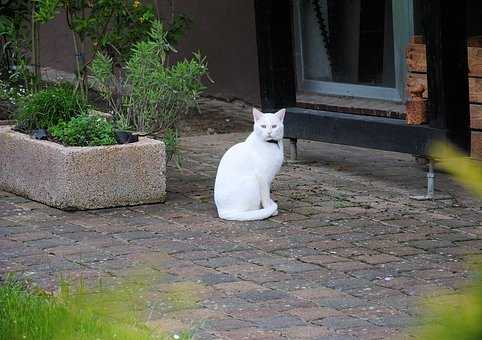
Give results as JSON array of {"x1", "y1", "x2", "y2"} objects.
[{"x1": 0, "y1": 126, "x2": 166, "y2": 210}]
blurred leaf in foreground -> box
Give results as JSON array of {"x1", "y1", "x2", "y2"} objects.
[
  {"x1": 413, "y1": 142, "x2": 482, "y2": 340},
  {"x1": 430, "y1": 142, "x2": 482, "y2": 197}
]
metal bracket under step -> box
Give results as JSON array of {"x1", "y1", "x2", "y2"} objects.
[{"x1": 410, "y1": 160, "x2": 452, "y2": 201}]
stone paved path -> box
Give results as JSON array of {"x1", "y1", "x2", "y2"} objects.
[{"x1": 1, "y1": 115, "x2": 482, "y2": 339}]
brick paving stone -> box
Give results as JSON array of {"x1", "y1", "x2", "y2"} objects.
[
  {"x1": 24, "y1": 237, "x2": 74, "y2": 249},
  {"x1": 293, "y1": 287, "x2": 347, "y2": 300},
  {"x1": 321, "y1": 277, "x2": 374, "y2": 291},
  {"x1": 288, "y1": 306, "x2": 343, "y2": 321},
  {"x1": 237, "y1": 289, "x2": 290, "y2": 302},
  {"x1": 368, "y1": 314, "x2": 415, "y2": 328},
  {"x1": 1, "y1": 98, "x2": 482, "y2": 339},
  {"x1": 301, "y1": 254, "x2": 349, "y2": 265},
  {"x1": 271, "y1": 261, "x2": 322, "y2": 273},
  {"x1": 201, "y1": 296, "x2": 255, "y2": 313},
  {"x1": 229, "y1": 307, "x2": 285, "y2": 322},
  {"x1": 216, "y1": 328, "x2": 282, "y2": 340},
  {"x1": 174, "y1": 250, "x2": 220, "y2": 261},
  {"x1": 328, "y1": 247, "x2": 380, "y2": 257},
  {"x1": 206, "y1": 318, "x2": 254, "y2": 331},
  {"x1": 408, "y1": 239, "x2": 455, "y2": 250},
  {"x1": 239, "y1": 270, "x2": 292, "y2": 284},
  {"x1": 220, "y1": 264, "x2": 265, "y2": 276},
  {"x1": 283, "y1": 325, "x2": 331, "y2": 338},
  {"x1": 324, "y1": 261, "x2": 373, "y2": 272},
  {"x1": 200, "y1": 272, "x2": 239, "y2": 285},
  {"x1": 372, "y1": 276, "x2": 427, "y2": 290},
  {"x1": 114, "y1": 231, "x2": 157, "y2": 241},
  {"x1": 262, "y1": 278, "x2": 321, "y2": 291},
  {"x1": 317, "y1": 297, "x2": 368, "y2": 310},
  {"x1": 256, "y1": 315, "x2": 306, "y2": 330},
  {"x1": 214, "y1": 281, "x2": 267, "y2": 295},
  {"x1": 355, "y1": 254, "x2": 401, "y2": 265},
  {"x1": 313, "y1": 315, "x2": 372, "y2": 329},
  {"x1": 379, "y1": 246, "x2": 425, "y2": 256},
  {"x1": 8, "y1": 231, "x2": 53, "y2": 242}
]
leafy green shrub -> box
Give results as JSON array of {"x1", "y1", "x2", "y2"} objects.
[
  {"x1": 90, "y1": 21, "x2": 208, "y2": 152},
  {"x1": 0, "y1": 0, "x2": 33, "y2": 91},
  {"x1": 15, "y1": 85, "x2": 89, "y2": 131},
  {"x1": 35, "y1": 0, "x2": 190, "y2": 98},
  {"x1": 50, "y1": 114, "x2": 116, "y2": 147}
]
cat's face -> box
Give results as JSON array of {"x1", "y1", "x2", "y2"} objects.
[{"x1": 253, "y1": 108, "x2": 285, "y2": 141}]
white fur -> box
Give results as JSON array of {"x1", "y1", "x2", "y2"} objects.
[{"x1": 214, "y1": 108, "x2": 285, "y2": 221}]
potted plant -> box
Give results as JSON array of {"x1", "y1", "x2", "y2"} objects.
[{"x1": 0, "y1": 84, "x2": 166, "y2": 210}]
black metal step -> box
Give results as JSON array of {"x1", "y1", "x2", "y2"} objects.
[{"x1": 285, "y1": 107, "x2": 447, "y2": 155}]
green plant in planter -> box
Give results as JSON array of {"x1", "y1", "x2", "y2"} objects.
[
  {"x1": 15, "y1": 84, "x2": 89, "y2": 131},
  {"x1": 50, "y1": 114, "x2": 116, "y2": 147},
  {"x1": 90, "y1": 21, "x2": 208, "y2": 160}
]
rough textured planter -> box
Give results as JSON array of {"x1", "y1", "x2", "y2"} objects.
[{"x1": 0, "y1": 126, "x2": 166, "y2": 210}]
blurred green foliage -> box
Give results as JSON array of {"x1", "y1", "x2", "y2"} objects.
[
  {"x1": 414, "y1": 142, "x2": 482, "y2": 340},
  {"x1": 0, "y1": 266, "x2": 196, "y2": 340}
]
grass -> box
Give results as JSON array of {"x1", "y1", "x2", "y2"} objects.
[{"x1": 0, "y1": 274, "x2": 193, "y2": 340}]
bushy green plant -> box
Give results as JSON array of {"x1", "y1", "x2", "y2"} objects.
[
  {"x1": 15, "y1": 84, "x2": 89, "y2": 131},
  {"x1": 90, "y1": 21, "x2": 208, "y2": 155},
  {"x1": 0, "y1": 0, "x2": 37, "y2": 95},
  {"x1": 50, "y1": 114, "x2": 116, "y2": 147},
  {"x1": 35, "y1": 0, "x2": 190, "y2": 98}
]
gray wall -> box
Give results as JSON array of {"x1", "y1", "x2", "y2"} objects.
[{"x1": 39, "y1": 1, "x2": 261, "y2": 105}]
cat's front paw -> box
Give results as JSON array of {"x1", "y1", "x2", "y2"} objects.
[{"x1": 271, "y1": 209, "x2": 279, "y2": 216}]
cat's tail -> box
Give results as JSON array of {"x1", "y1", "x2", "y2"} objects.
[{"x1": 218, "y1": 204, "x2": 278, "y2": 221}]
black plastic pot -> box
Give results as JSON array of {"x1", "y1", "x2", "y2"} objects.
[
  {"x1": 32, "y1": 128, "x2": 48, "y2": 140},
  {"x1": 115, "y1": 130, "x2": 139, "y2": 144}
]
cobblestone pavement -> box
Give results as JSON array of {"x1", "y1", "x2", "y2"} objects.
[{"x1": 1, "y1": 104, "x2": 482, "y2": 339}]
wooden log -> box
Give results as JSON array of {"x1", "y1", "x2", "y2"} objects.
[
  {"x1": 407, "y1": 73, "x2": 482, "y2": 104},
  {"x1": 407, "y1": 43, "x2": 482, "y2": 77},
  {"x1": 472, "y1": 131, "x2": 482, "y2": 160}
]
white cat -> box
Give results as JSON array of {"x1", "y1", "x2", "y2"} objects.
[{"x1": 214, "y1": 108, "x2": 285, "y2": 221}]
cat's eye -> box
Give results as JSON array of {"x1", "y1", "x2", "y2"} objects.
[
  {"x1": 261, "y1": 125, "x2": 267, "y2": 128},
  {"x1": 272, "y1": 125, "x2": 277, "y2": 129}
]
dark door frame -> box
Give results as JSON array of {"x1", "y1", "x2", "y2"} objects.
[{"x1": 254, "y1": 0, "x2": 470, "y2": 155}]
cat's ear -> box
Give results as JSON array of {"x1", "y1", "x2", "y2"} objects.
[
  {"x1": 253, "y1": 108, "x2": 263, "y2": 122},
  {"x1": 275, "y1": 108, "x2": 286, "y2": 122}
]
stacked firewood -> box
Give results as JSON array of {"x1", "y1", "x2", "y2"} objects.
[{"x1": 406, "y1": 35, "x2": 482, "y2": 159}]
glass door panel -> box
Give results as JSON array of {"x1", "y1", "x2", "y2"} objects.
[{"x1": 294, "y1": 0, "x2": 413, "y2": 102}]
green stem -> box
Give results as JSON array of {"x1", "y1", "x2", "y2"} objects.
[{"x1": 31, "y1": 2, "x2": 40, "y2": 92}]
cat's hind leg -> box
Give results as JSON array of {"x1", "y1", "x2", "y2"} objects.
[{"x1": 256, "y1": 175, "x2": 278, "y2": 215}]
